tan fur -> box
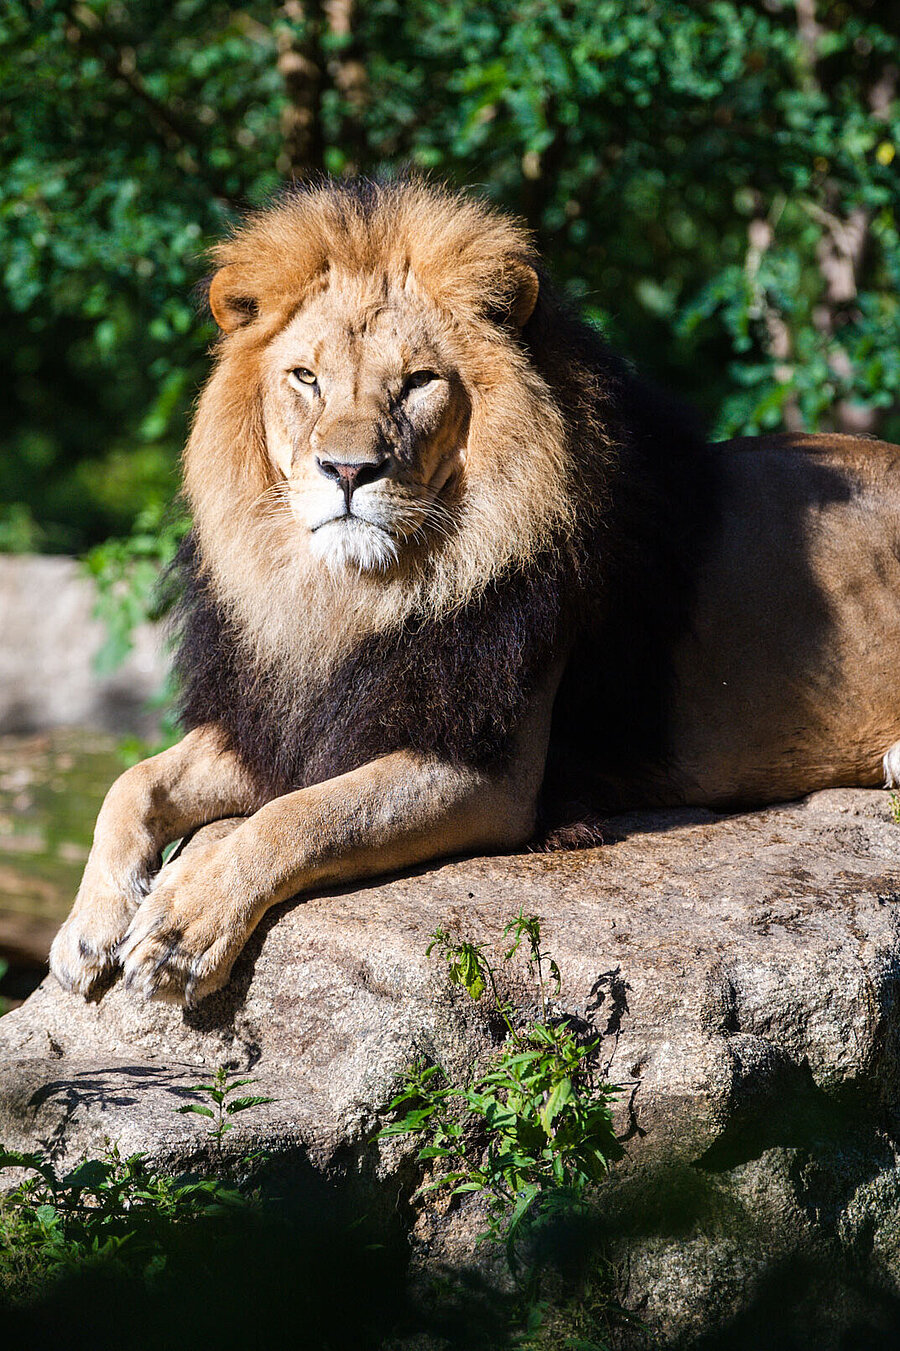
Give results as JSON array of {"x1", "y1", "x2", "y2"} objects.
[
  {"x1": 49, "y1": 183, "x2": 900, "y2": 1008},
  {"x1": 50, "y1": 727, "x2": 263, "y2": 995},
  {"x1": 666, "y1": 432, "x2": 900, "y2": 806},
  {"x1": 51, "y1": 182, "x2": 574, "y2": 1002},
  {"x1": 52, "y1": 667, "x2": 559, "y2": 1004}
]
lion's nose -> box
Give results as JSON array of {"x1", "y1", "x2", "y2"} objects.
[{"x1": 316, "y1": 456, "x2": 390, "y2": 507}]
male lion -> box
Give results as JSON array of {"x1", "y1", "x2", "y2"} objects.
[{"x1": 51, "y1": 179, "x2": 900, "y2": 1006}]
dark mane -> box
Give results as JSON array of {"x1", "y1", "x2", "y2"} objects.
[
  {"x1": 522, "y1": 289, "x2": 718, "y2": 812},
  {"x1": 172, "y1": 208, "x2": 717, "y2": 819},
  {"x1": 172, "y1": 534, "x2": 565, "y2": 798}
]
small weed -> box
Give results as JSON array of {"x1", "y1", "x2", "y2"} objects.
[
  {"x1": 0, "y1": 1072, "x2": 407, "y2": 1351},
  {"x1": 0, "y1": 1139, "x2": 248, "y2": 1302},
  {"x1": 0, "y1": 1066, "x2": 272, "y2": 1303},
  {"x1": 381, "y1": 912, "x2": 626, "y2": 1346},
  {"x1": 176, "y1": 1065, "x2": 273, "y2": 1161},
  {"x1": 889, "y1": 791, "x2": 900, "y2": 825}
]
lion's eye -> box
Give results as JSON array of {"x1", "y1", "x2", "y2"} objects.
[
  {"x1": 288, "y1": 367, "x2": 318, "y2": 389},
  {"x1": 405, "y1": 370, "x2": 438, "y2": 391}
]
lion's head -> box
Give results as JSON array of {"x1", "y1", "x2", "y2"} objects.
[{"x1": 183, "y1": 180, "x2": 577, "y2": 675}]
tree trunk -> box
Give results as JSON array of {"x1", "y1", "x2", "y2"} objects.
[
  {"x1": 277, "y1": 0, "x2": 368, "y2": 182},
  {"x1": 795, "y1": 0, "x2": 896, "y2": 435},
  {"x1": 277, "y1": 0, "x2": 325, "y2": 181},
  {"x1": 324, "y1": 0, "x2": 368, "y2": 176}
]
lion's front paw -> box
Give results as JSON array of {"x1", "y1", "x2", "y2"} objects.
[
  {"x1": 118, "y1": 852, "x2": 246, "y2": 1007},
  {"x1": 49, "y1": 878, "x2": 145, "y2": 997}
]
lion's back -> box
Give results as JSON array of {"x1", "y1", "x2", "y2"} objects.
[
  {"x1": 666, "y1": 432, "x2": 900, "y2": 805},
  {"x1": 549, "y1": 431, "x2": 900, "y2": 811}
]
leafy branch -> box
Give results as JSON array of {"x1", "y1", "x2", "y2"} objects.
[{"x1": 64, "y1": 0, "x2": 242, "y2": 207}]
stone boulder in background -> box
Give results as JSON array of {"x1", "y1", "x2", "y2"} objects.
[
  {"x1": 0, "y1": 555, "x2": 165, "y2": 735},
  {"x1": 3, "y1": 789, "x2": 900, "y2": 1346}
]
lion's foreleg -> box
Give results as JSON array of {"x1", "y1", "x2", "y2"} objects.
[
  {"x1": 50, "y1": 726, "x2": 263, "y2": 995},
  {"x1": 118, "y1": 750, "x2": 542, "y2": 1006}
]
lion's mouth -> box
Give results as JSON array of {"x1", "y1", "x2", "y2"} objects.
[
  {"x1": 310, "y1": 510, "x2": 391, "y2": 535},
  {"x1": 302, "y1": 485, "x2": 458, "y2": 573},
  {"x1": 307, "y1": 509, "x2": 401, "y2": 573}
]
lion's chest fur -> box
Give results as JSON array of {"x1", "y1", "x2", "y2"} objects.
[{"x1": 173, "y1": 533, "x2": 565, "y2": 798}]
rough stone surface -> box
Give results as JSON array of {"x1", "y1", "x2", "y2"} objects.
[
  {"x1": 4, "y1": 788, "x2": 900, "y2": 1345},
  {"x1": 0, "y1": 555, "x2": 165, "y2": 734}
]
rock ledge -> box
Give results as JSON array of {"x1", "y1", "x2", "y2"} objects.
[{"x1": 4, "y1": 788, "x2": 900, "y2": 1345}]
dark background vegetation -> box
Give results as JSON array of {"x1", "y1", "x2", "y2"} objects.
[{"x1": 1, "y1": 0, "x2": 898, "y2": 554}]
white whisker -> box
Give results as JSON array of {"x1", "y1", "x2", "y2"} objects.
[{"x1": 250, "y1": 480, "x2": 293, "y2": 522}]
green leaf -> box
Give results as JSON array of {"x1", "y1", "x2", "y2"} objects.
[
  {"x1": 225, "y1": 1095, "x2": 274, "y2": 1114},
  {"x1": 539, "y1": 1077, "x2": 574, "y2": 1134},
  {"x1": 0, "y1": 1148, "x2": 57, "y2": 1184},
  {"x1": 63, "y1": 1159, "x2": 113, "y2": 1189},
  {"x1": 177, "y1": 1105, "x2": 216, "y2": 1119}
]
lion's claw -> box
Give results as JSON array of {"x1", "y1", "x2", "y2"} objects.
[
  {"x1": 119, "y1": 860, "x2": 238, "y2": 1007},
  {"x1": 49, "y1": 891, "x2": 137, "y2": 997}
]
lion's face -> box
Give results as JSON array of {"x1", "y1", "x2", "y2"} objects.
[
  {"x1": 260, "y1": 279, "x2": 470, "y2": 573},
  {"x1": 187, "y1": 182, "x2": 576, "y2": 662}
]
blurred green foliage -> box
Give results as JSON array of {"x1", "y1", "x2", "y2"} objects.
[
  {"x1": 1, "y1": 0, "x2": 898, "y2": 553},
  {"x1": 82, "y1": 501, "x2": 189, "y2": 671},
  {"x1": 0, "y1": 0, "x2": 281, "y2": 551}
]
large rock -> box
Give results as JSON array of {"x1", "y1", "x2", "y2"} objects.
[
  {"x1": 4, "y1": 788, "x2": 900, "y2": 1346},
  {"x1": 0, "y1": 555, "x2": 165, "y2": 734}
]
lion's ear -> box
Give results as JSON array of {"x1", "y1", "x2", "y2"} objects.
[
  {"x1": 208, "y1": 265, "x2": 259, "y2": 333},
  {"x1": 490, "y1": 258, "x2": 539, "y2": 330}
]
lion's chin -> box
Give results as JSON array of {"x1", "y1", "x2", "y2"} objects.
[{"x1": 308, "y1": 516, "x2": 401, "y2": 574}]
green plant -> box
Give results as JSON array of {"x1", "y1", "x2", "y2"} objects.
[
  {"x1": 3, "y1": 0, "x2": 899, "y2": 565},
  {"x1": 176, "y1": 1065, "x2": 274, "y2": 1162},
  {"x1": 82, "y1": 500, "x2": 189, "y2": 673},
  {"x1": 381, "y1": 914, "x2": 628, "y2": 1348},
  {"x1": 382, "y1": 913, "x2": 622, "y2": 1262},
  {"x1": 889, "y1": 791, "x2": 900, "y2": 825},
  {"x1": 0, "y1": 1065, "x2": 274, "y2": 1304},
  {"x1": 82, "y1": 499, "x2": 191, "y2": 756},
  {"x1": 0, "y1": 1139, "x2": 249, "y2": 1303}
]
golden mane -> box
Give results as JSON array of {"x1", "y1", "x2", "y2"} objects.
[{"x1": 182, "y1": 180, "x2": 576, "y2": 683}]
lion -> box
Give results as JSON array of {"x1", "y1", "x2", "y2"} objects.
[{"x1": 50, "y1": 178, "x2": 900, "y2": 1007}]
